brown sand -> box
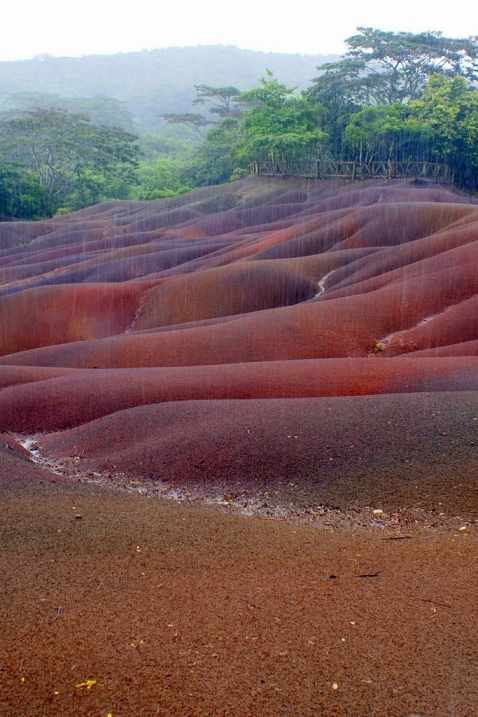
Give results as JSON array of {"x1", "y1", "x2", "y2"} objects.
[
  {"x1": 1, "y1": 445, "x2": 477, "y2": 717},
  {"x1": 1, "y1": 178, "x2": 477, "y2": 715}
]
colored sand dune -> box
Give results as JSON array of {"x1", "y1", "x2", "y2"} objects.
[{"x1": 1, "y1": 177, "x2": 477, "y2": 514}]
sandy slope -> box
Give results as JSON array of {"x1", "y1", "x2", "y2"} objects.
[{"x1": 0, "y1": 177, "x2": 477, "y2": 715}]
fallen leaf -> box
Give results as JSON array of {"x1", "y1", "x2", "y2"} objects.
[{"x1": 75, "y1": 679, "x2": 97, "y2": 690}]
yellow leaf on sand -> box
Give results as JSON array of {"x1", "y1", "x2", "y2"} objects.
[{"x1": 75, "y1": 679, "x2": 97, "y2": 690}]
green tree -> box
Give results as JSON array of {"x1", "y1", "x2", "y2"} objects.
[
  {"x1": 409, "y1": 74, "x2": 478, "y2": 188},
  {"x1": 304, "y1": 62, "x2": 359, "y2": 160},
  {"x1": 133, "y1": 156, "x2": 192, "y2": 199},
  {"x1": 235, "y1": 72, "x2": 327, "y2": 166},
  {"x1": 344, "y1": 104, "x2": 430, "y2": 161},
  {"x1": 0, "y1": 108, "x2": 140, "y2": 214},
  {"x1": 310, "y1": 28, "x2": 478, "y2": 108},
  {"x1": 3, "y1": 93, "x2": 135, "y2": 131},
  {"x1": 185, "y1": 118, "x2": 243, "y2": 186},
  {"x1": 161, "y1": 84, "x2": 243, "y2": 139},
  {"x1": 160, "y1": 112, "x2": 215, "y2": 139},
  {"x1": 192, "y1": 85, "x2": 242, "y2": 119},
  {"x1": 0, "y1": 160, "x2": 50, "y2": 219},
  {"x1": 136, "y1": 133, "x2": 194, "y2": 162}
]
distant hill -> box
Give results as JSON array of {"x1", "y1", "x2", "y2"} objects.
[{"x1": 0, "y1": 46, "x2": 338, "y2": 134}]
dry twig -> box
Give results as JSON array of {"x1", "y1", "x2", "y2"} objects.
[{"x1": 48, "y1": 606, "x2": 62, "y2": 624}]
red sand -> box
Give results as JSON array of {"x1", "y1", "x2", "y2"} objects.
[
  {"x1": 1, "y1": 177, "x2": 477, "y2": 438},
  {"x1": 1, "y1": 175, "x2": 477, "y2": 508},
  {"x1": 0, "y1": 177, "x2": 477, "y2": 715},
  {"x1": 0, "y1": 178, "x2": 478, "y2": 498}
]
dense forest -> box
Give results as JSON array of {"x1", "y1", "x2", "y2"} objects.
[{"x1": 1, "y1": 30, "x2": 478, "y2": 219}]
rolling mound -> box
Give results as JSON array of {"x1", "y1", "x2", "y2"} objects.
[{"x1": 1, "y1": 176, "x2": 477, "y2": 516}]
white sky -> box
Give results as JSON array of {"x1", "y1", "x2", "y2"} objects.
[{"x1": 2, "y1": 0, "x2": 476, "y2": 61}]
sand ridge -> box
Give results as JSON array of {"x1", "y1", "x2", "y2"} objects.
[{"x1": 1, "y1": 177, "x2": 478, "y2": 715}]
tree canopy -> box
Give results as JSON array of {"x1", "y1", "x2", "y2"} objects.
[
  {"x1": 234, "y1": 73, "x2": 326, "y2": 166},
  {"x1": 192, "y1": 85, "x2": 243, "y2": 119},
  {"x1": 0, "y1": 107, "x2": 140, "y2": 214},
  {"x1": 409, "y1": 74, "x2": 478, "y2": 186},
  {"x1": 311, "y1": 28, "x2": 478, "y2": 106},
  {"x1": 1, "y1": 29, "x2": 478, "y2": 216},
  {"x1": 0, "y1": 159, "x2": 49, "y2": 219},
  {"x1": 344, "y1": 104, "x2": 430, "y2": 162},
  {"x1": 137, "y1": 50, "x2": 478, "y2": 192}
]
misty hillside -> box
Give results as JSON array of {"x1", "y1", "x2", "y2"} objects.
[{"x1": 0, "y1": 46, "x2": 337, "y2": 133}]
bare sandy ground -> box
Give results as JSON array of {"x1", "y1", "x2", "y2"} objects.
[{"x1": 1, "y1": 443, "x2": 477, "y2": 717}]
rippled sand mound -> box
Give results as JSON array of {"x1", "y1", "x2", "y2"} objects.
[{"x1": 1, "y1": 176, "x2": 477, "y2": 512}]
